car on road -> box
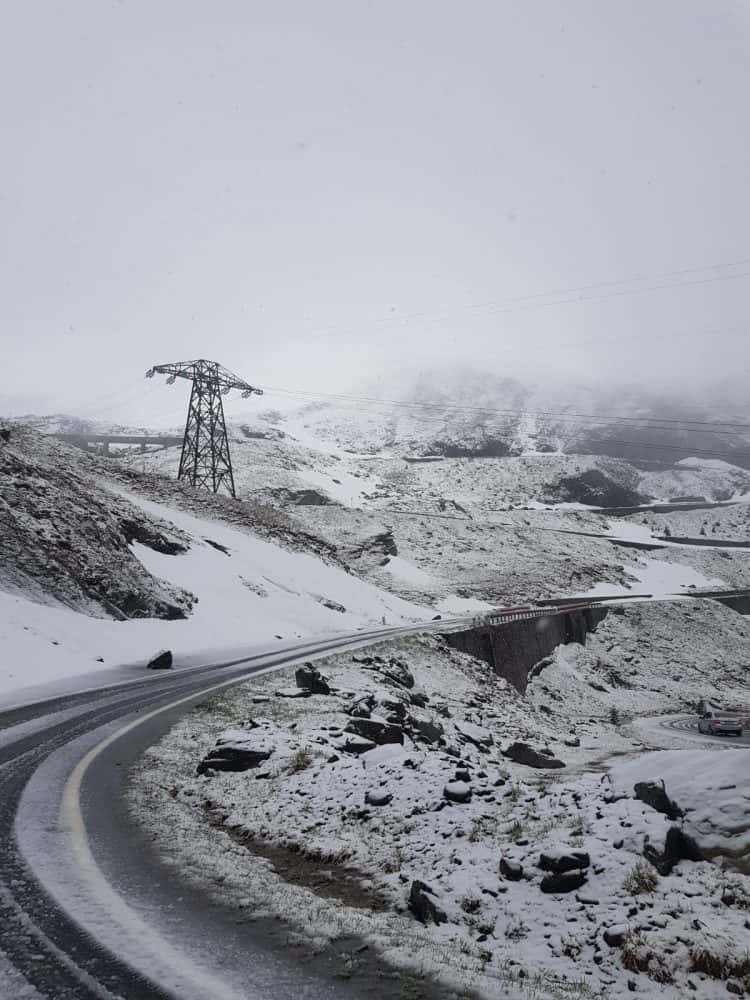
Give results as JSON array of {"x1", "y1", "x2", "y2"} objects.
[{"x1": 697, "y1": 712, "x2": 743, "y2": 737}]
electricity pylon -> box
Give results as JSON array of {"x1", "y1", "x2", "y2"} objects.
[{"x1": 146, "y1": 359, "x2": 262, "y2": 498}]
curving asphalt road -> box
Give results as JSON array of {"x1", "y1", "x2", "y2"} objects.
[{"x1": 0, "y1": 619, "x2": 467, "y2": 1000}]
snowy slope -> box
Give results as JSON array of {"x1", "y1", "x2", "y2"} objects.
[{"x1": 0, "y1": 489, "x2": 428, "y2": 696}]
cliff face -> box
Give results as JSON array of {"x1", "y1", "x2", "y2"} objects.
[{"x1": 442, "y1": 607, "x2": 609, "y2": 693}]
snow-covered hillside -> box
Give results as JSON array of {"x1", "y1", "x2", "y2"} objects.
[
  {"x1": 0, "y1": 424, "x2": 432, "y2": 698},
  {"x1": 131, "y1": 599, "x2": 750, "y2": 1000}
]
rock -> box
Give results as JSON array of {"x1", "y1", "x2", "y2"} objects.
[
  {"x1": 633, "y1": 780, "x2": 683, "y2": 821},
  {"x1": 500, "y1": 858, "x2": 523, "y2": 881},
  {"x1": 342, "y1": 735, "x2": 377, "y2": 755},
  {"x1": 455, "y1": 768, "x2": 471, "y2": 782},
  {"x1": 348, "y1": 693, "x2": 375, "y2": 718},
  {"x1": 276, "y1": 686, "x2": 310, "y2": 698},
  {"x1": 727, "y1": 981, "x2": 744, "y2": 996},
  {"x1": 540, "y1": 870, "x2": 587, "y2": 894},
  {"x1": 370, "y1": 657, "x2": 415, "y2": 689},
  {"x1": 455, "y1": 720, "x2": 493, "y2": 748},
  {"x1": 0, "y1": 428, "x2": 10, "y2": 442},
  {"x1": 564, "y1": 736, "x2": 581, "y2": 748},
  {"x1": 197, "y1": 741, "x2": 273, "y2": 775},
  {"x1": 377, "y1": 695, "x2": 408, "y2": 724},
  {"x1": 408, "y1": 880, "x2": 447, "y2": 925},
  {"x1": 408, "y1": 714, "x2": 444, "y2": 744},
  {"x1": 502, "y1": 742, "x2": 565, "y2": 769},
  {"x1": 539, "y1": 850, "x2": 590, "y2": 874},
  {"x1": 295, "y1": 663, "x2": 330, "y2": 695},
  {"x1": 644, "y1": 825, "x2": 704, "y2": 875},
  {"x1": 345, "y1": 717, "x2": 404, "y2": 746},
  {"x1": 365, "y1": 789, "x2": 393, "y2": 807},
  {"x1": 603, "y1": 925, "x2": 627, "y2": 947},
  {"x1": 553, "y1": 470, "x2": 647, "y2": 508},
  {"x1": 443, "y1": 781, "x2": 472, "y2": 803},
  {"x1": 147, "y1": 649, "x2": 173, "y2": 670},
  {"x1": 409, "y1": 691, "x2": 429, "y2": 708}
]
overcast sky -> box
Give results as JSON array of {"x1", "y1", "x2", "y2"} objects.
[{"x1": 2, "y1": 1, "x2": 749, "y2": 422}]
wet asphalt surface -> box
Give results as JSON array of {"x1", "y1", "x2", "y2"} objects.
[{"x1": 0, "y1": 627, "x2": 435, "y2": 1000}]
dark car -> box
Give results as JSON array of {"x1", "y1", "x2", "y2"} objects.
[{"x1": 697, "y1": 712, "x2": 743, "y2": 737}]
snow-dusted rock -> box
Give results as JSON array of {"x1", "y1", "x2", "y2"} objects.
[
  {"x1": 603, "y1": 924, "x2": 628, "y2": 947},
  {"x1": 502, "y1": 741, "x2": 565, "y2": 769},
  {"x1": 365, "y1": 789, "x2": 393, "y2": 807},
  {"x1": 408, "y1": 880, "x2": 446, "y2": 925},
  {"x1": 443, "y1": 780, "x2": 472, "y2": 803},
  {"x1": 341, "y1": 734, "x2": 377, "y2": 755},
  {"x1": 633, "y1": 779, "x2": 683, "y2": 820},
  {"x1": 197, "y1": 731, "x2": 274, "y2": 774},
  {"x1": 147, "y1": 649, "x2": 173, "y2": 670},
  {"x1": 540, "y1": 869, "x2": 587, "y2": 893},
  {"x1": 454, "y1": 719, "x2": 493, "y2": 748},
  {"x1": 295, "y1": 662, "x2": 330, "y2": 695},
  {"x1": 538, "y1": 849, "x2": 590, "y2": 874},
  {"x1": 345, "y1": 717, "x2": 403, "y2": 745},
  {"x1": 499, "y1": 858, "x2": 523, "y2": 881},
  {"x1": 276, "y1": 686, "x2": 310, "y2": 699}
]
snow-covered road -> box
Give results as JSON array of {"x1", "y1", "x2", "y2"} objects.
[{"x1": 0, "y1": 619, "x2": 466, "y2": 1000}]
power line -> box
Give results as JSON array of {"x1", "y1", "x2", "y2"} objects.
[
  {"x1": 259, "y1": 386, "x2": 750, "y2": 433},
  {"x1": 268, "y1": 255, "x2": 750, "y2": 339}
]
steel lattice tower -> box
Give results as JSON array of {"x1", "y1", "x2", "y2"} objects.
[{"x1": 146, "y1": 359, "x2": 262, "y2": 498}]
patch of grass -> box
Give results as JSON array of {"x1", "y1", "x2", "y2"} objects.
[
  {"x1": 622, "y1": 860, "x2": 658, "y2": 895},
  {"x1": 504, "y1": 916, "x2": 529, "y2": 941},
  {"x1": 287, "y1": 747, "x2": 313, "y2": 773},
  {"x1": 690, "y1": 945, "x2": 750, "y2": 981},
  {"x1": 398, "y1": 973, "x2": 429, "y2": 1000},
  {"x1": 467, "y1": 815, "x2": 497, "y2": 843},
  {"x1": 568, "y1": 815, "x2": 590, "y2": 838},
  {"x1": 507, "y1": 818, "x2": 526, "y2": 841},
  {"x1": 620, "y1": 930, "x2": 674, "y2": 984},
  {"x1": 460, "y1": 896, "x2": 481, "y2": 914}
]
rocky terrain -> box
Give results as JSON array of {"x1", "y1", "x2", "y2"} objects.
[
  {"x1": 0, "y1": 424, "x2": 193, "y2": 619},
  {"x1": 130, "y1": 599, "x2": 750, "y2": 1000}
]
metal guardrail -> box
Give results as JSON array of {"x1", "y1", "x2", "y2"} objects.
[{"x1": 471, "y1": 601, "x2": 600, "y2": 629}]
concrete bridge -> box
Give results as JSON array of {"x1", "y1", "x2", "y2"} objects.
[{"x1": 52, "y1": 433, "x2": 182, "y2": 455}]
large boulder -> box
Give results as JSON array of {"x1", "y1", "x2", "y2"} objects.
[
  {"x1": 443, "y1": 781, "x2": 472, "y2": 804},
  {"x1": 365, "y1": 788, "x2": 393, "y2": 807},
  {"x1": 197, "y1": 734, "x2": 273, "y2": 775},
  {"x1": 147, "y1": 649, "x2": 173, "y2": 670},
  {"x1": 455, "y1": 720, "x2": 493, "y2": 749},
  {"x1": 500, "y1": 858, "x2": 524, "y2": 881},
  {"x1": 540, "y1": 870, "x2": 587, "y2": 894},
  {"x1": 551, "y1": 470, "x2": 647, "y2": 508},
  {"x1": 408, "y1": 881, "x2": 447, "y2": 925},
  {"x1": 502, "y1": 742, "x2": 565, "y2": 769},
  {"x1": 345, "y1": 717, "x2": 404, "y2": 746},
  {"x1": 634, "y1": 780, "x2": 683, "y2": 821},
  {"x1": 643, "y1": 825, "x2": 704, "y2": 875},
  {"x1": 368, "y1": 657, "x2": 415, "y2": 690},
  {"x1": 407, "y1": 713, "x2": 444, "y2": 744},
  {"x1": 342, "y1": 735, "x2": 377, "y2": 755},
  {"x1": 295, "y1": 662, "x2": 330, "y2": 695},
  {"x1": 539, "y1": 850, "x2": 590, "y2": 874}
]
